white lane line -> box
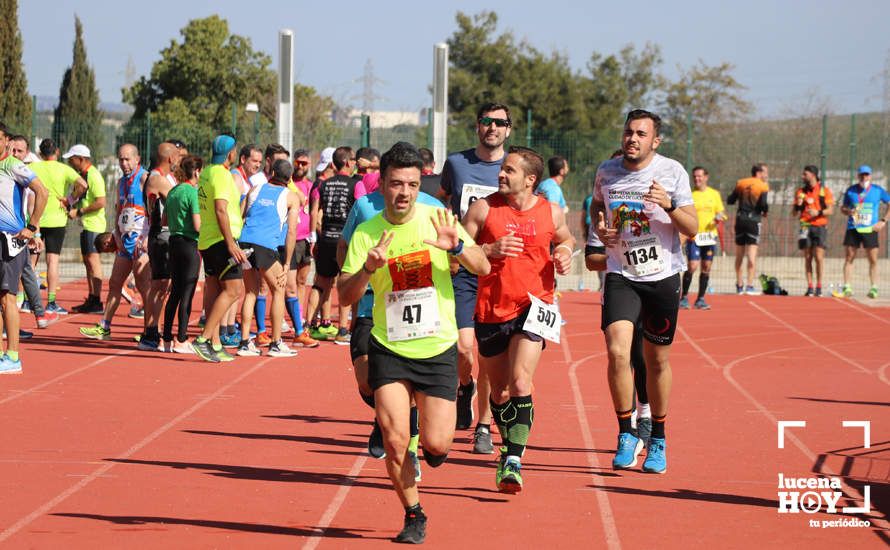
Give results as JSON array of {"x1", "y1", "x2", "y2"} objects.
[{"x1": 301, "y1": 454, "x2": 369, "y2": 550}]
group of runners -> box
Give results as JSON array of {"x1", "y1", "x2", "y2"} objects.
[{"x1": 1, "y1": 101, "x2": 888, "y2": 544}]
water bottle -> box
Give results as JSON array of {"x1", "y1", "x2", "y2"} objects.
[{"x1": 228, "y1": 247, "x2": 254, "y2": 270}]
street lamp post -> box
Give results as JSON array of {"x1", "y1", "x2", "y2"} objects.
[{"x1": 246, "y1": 103, "x2": 259, "y2": 144}]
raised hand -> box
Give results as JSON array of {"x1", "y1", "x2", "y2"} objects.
[
  {"x1": 423, "y1": 209, "x2": 460, "y2": 251},
  {"x1": 643, "y1": 180, "x2": 671, "y2": 210},
  {"x1": 365, "y1": 230, "x2": 394, "y2": 272},
  {"x1": 487, "y1": 231, "x2": 524, "y2": 258},
  {"x1": 595, "y1": 211, "x2": 619, "y2": 247}
]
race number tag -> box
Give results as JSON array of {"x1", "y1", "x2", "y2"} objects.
[
  {"x1": 522, "y1": 293, "x2": 561, "y2": 343},
  {"x1": 852, "y1": 206, "x2": 871, "y2": 228},
  {"x1": 118, "y1": 206, "x2": 142, "y2": 233},
  {"x1": 459, "y1": 183, "x2": 496, "y2": 217},
  {"x1": 2, "y1": 232, "x2": 27, "y2": 258},
  {"x1": 620, "y1": 235, "x2": 665, "y2": 277},
  {"x1": 798, "y1": 226, "x2": 809, "y2": 240},
  {"x1": 694, "y1": 231, "x2": 718, "y2": 246},
  {"x1": 385, "y1": 287, "x2": 440, "y2": 342}
]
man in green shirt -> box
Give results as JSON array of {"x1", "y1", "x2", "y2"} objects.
[
  {"x1": 29, "y1": 139, "x2": 88, "y2": 314},
  {"x1": 338, "y1": 142, "x2": 489, "y2": 544},
  {"x1": 63, "y1": 144, "x2": 107, "y2": 313},
  {"x1": 191, "y1": 135, "x2": 246, "y2": 363}
]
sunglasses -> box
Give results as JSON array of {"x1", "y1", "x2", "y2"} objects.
[
  {"x1": 478, "y1": 116, "x2": 511, "y2": 128},
  {"x1": 295, "y1": 160, "x2": 309, "y2": 167}
]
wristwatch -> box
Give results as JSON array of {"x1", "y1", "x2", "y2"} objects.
[
  {"x1": 25, "y1": 223, "x2": 37, "y2": 232},
  {"x1": 664, "y1": 199, "x2": 677, "y2": 213}
]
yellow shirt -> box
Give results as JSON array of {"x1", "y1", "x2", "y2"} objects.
[
  {"x1": 198, "y1": 164, "x2": 243, "y2": 250},
  {"x1": 692, "y1": 187, "x2": 724, "y2": 235},
  {"x1": 80, "y1": 165, "x2": 106, "y2": 233},
  {"x1": 29, "y1": 160, "x2": 80, "y2": 228}
]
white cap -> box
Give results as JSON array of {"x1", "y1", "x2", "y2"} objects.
[
  {"x1": 315, "y1": 147, "x2": 335, "y2": 172},
  {"x1": 62, "y1": 144, "x2": 91, "y2": 159}
]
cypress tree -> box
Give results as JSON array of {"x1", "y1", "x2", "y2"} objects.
[
  {"x1": 0, "y1": 0, "x2": 32, "y2": 131},
  {"x1": 53, "y1": 15, "x2": 102, "y2": 154}
]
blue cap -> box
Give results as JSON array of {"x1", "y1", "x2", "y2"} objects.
[
  {"x1": 858, "y1": 164, "x2": 872, "y2": 175},
  {"x1": 211, "y1": 135, "x2": 236, "y2": 164}
]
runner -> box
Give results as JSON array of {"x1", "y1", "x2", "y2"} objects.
[
  {"x1": 306, "y1": 146, "x2": 357, "y2": 343},
  {"x1": 793, "y1": 165, "x2": 834, "y2": 297},
  {"x1": 338, "y1": 142, "x2": 489, "y2": 544},
  {"x1": 63, "y1": 144, "x2": 107, "y2": 314},
  {"x1": 236, "y1": 159, "x2": 300, "y2": 358},
  {"x1": 462, "y1": 145, "x2": 574, "y2": 493},
  {"x1": 680, "y1": 166, "x2": 725, "y2": 310},
  {"x1": 191, "y1": 135, "x2": 246, "y2": 363},
  {"x1": 591, "y1": 109, "x2": 697, "y2": 474},
  {"x1": 836, "y1": 165, "x2": 890, "y2": 298},
  {"x1": 0, "y1": 122, "x2": 48, "y2": 374},
  {"x1": 80, "y1": 144, "x2": 153, "y2": 343},
  {"x1": 727, "y1": 164, "x2": 769, "y2": 295},
  {"x1": 162, "y1": 155, "x2": 203, "y2": 353},
  {"x1": 285, "y1": 149, "x2": 319, "y2": 348},
  {"x1": 439, "y1": 101, "x2": 511, "y2": 453}
]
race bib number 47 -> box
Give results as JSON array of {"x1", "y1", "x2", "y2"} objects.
[{"x1": 385, "y1": 287, "x2": 441, "y2": 342}]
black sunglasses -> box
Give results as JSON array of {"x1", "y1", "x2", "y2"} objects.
[{"x1": 478, "y1": 116, "x2": 511, "y2": 128}]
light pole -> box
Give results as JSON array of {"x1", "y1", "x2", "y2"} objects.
[{"x1": 246, "y1": 102, "x2": 259, "y2": 144}]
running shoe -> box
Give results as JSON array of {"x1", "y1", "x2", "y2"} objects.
[
  {"x1": 215, "y1": 347, "x2": 235, "y2": 362},
  {"x1": 498, "y1": 457, "x2": 523, "y2": 494},
  {"x1": 18, "y1": 329, "x2": 32, "y2": 340},
  {"x1": 137, "y1": 335, "x2": 160, "y2": 351},
  {"x1": 197, "y1": 315, "x2": 206, "y2": 328},
  {"x1": 394, "y1": 508, "x2": 427, "y2": 544},
  {"x1": 36, "y1": 311, "x2": 58, "y2": 328},
  {"x1": 237, "y1": 339, "x2": 262, "y2": 357},
  {"x1": 172, "y1": 340, "x2": 194, "y2": 354},
  {"x1": 804, "y1": 287, "x2": 814, "y2": 297},
  {"x1": 456, "y1": 378, "x2": 476, "y2": 429},
  {"x1": 693, "y1": 299, "x2": 711, "y2": 310},
  {"x1": 281, "y1": 319, "x2": 292, "y2": 334},
  {"x1": 293, "y1": 330, "x2": 320, "y2": 348},
  {"x1": 735, "y1": 285, "x2": 744, "y2": 295},
  {"x1": 19, "y1": 300, "x2": 30, "y2": 313},
  {"x1": 636, "y1": 416, "x2": 652, "y2": 448},
  {"x1": 255, "y1": 331, "x2": 272, "y2": 346},
  {"x1": 191, "y1": 339, "x2": 220, "y2": 363},
  {"x1": 368, "y1": 420, "x2": 386, "y2": 459},
  {"x1": 642, "y1": 437, "x2": 667, "y2": 474},
  {"x1": 220, "y1": 332, "x2": 241, "y2": 348},
  {"x1": 814, "y1": 287, "x2": 823, "y2": 297},
  {"x1": 612, "y1": 432, "x2": 644, "y2": 469},
  {"x1": 495, "y1": 453, "x2": 507, "y2": 487},
  {"x1": 744, "y1": 285, "x2": 760, "y2": 296},
  {"x1": 319, "y1": 323, "x2": 338, "y2": 340},
  {"x1": 868, "y1": 287, "x2": 879, "y2": 299},
  {"x1": 309, "y1": 325, "x2": 327, "y2": 341},
  {"x1": 128, "y1": 306, "x2": 144, "y2": 319},
  {"x1": 678, "y1": 296, "x2": 690, "y2": 309},
  {"x1": 268, "y1": 340, "x2": 298, "y2": 357},
  {"x1": 472, "y1": 424, "x2": 494, "y2": 454},
  {"x1": 334, "y1": 328, "x2": 351, "y2": 345},
  {"x1": 409, "y1": 450, "x2": 422, "y2": 483},
  {"x1": 80, "y1": 324, "x2": 111, "y2": 341},
  {"x1": 46, "y1": 301, "x2": 68, "y2": 315},
  {"x1": 0, "y1": 354, "x2": 22, "y2": 375},
  {"x1": 162, "y1": 340, "x2": 173, "y2": 353}
]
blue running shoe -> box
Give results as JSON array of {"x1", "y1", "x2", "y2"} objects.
[
  {"x1": 0, "y1": 354, "x2": 22, "y2": 375},
  {"x1": 46, "y1": 301, "x2": 68, "y2": 315},
  {"x1": 612, "y1": 432, "x2": 643, "y2": 469},
  {"x1": 693, "y1": 299, "x2": 711, "y2": 310},
  {"x1": 678, "y1": 296, "x2": 690, "y2": 309},
  {"x1": 220, "y1": 332, "x2": 241, "y2": 348},
  {"x1": 642, "y1": 437, "x2": 667, "y2": 474}
]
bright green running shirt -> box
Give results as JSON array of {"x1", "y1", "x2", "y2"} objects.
[
  {"x1": 197, "y1": 164, "x2": 242, "y2": 250},
  {"x1": 80, "y1": 164, "x2": 106, "y2": 233},
  {"x1": 28, "y1": 160, "x2": 80, "y2": 228},
  {"x1": 166, "y1": 183, "x2": 200, "y2": 241},
  {"x1": 342, "y1": 202, "x2": 474, "y2": 359}
]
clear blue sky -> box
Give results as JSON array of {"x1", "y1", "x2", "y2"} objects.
[{"x1": 18, "y1": 0, "x2": 890, "y2": 117}]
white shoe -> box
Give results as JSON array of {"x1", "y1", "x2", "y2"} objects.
[
  {"x1": 172, "y1": 341, "x2": 195, "y2": 354},
  {"x1": 237, "y1": 339, "x2": 262, "y2": 357},
  {"x1": 281, "y1": 320, "x2": 291, "y2": 333},
  {"x1": 268, "y1": 340, "x2": 297, "y2": 357}
]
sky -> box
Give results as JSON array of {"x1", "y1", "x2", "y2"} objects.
[{"x1": 17, "y1": 0, "x2": 890, "y2": 118}]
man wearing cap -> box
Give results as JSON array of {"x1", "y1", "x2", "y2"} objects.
[
  {"x1": 63, "y1": 144, "x2": 107, "y2": 313},
  {"x1": 837, "y1": 165, "x2": 890, "y2": 299},
  {"x1": 29, "y1": 139, "x2": 88, "y2": 315},
  {"x1": 191, "y1": 135, "x2": 246, "y2": 363},
  {"x1": 0, "y1": 122, "x2": 49, "y2": 374}
]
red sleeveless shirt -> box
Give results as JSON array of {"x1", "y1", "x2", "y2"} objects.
[{"x1": 475, "y1": 194, "x2": 555, "y2": 323}]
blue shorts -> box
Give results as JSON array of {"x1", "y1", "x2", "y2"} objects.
[
  {"x1": 685, "y1": 241, "x2": 715, "y2": 262},
  {"x1": 452, "y1": 266, "x2": 477, "y2": 329}
]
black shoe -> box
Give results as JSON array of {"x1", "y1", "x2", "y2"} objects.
[
  {"x1": 85, "y1": 301, "x2": 104, "y2": 314},
  {"x1": 455, "y1": 377, "x2": 476, "y2": 429},
  {"x1": 394, "y1": 509, "x2": 427, "y2": 544},
  {"x1": 70, "y1": 298, "x2": 94, "y2": 313},
  {"x1": 472, "y1": 424, "x2": 494, "y2": 454},
  {"x1": 18, "y1": 329, "x2": 33, "y2": 340},
  {"x1": 368, "y1": 419, "x2": 386, "y2": 459},
  {"x1": 814, "y1": 287, "x2": 822, "y2": 297}
]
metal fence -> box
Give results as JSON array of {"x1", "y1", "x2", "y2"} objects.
[{"x1": 13, "y1": 108, "x2": 890, "y2": 297}]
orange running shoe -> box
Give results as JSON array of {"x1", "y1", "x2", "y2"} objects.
[
  {"x1": 293, "y1": 330, "x2": 320, "y2": 348},
  {"x1": 255, "y1": 331, "x2": 273, "y2": 346}
]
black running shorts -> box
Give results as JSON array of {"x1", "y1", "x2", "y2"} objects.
[
  {"x1": 368, "y1": 336, "x2": 458, "y2": 401},
  {"x1": 601, "y1": 272, "x2": 681, "y2": 346}
]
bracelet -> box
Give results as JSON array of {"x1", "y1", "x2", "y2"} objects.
[
  {"x1": 448, "y1": 239, "x2": 464, "y2": 256},
  {"x1": 555, "y1": 244, "x2": 573, "y2": 255},
  {"x1": 362, "y1": 264, "x2": 375, "y2": 275}
]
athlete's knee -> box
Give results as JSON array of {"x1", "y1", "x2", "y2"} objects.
[
  {"x1": 510, "y1": 377, "x2": 533, "y2": 396},
  {"x1": 382, "y1": 430, "x2": 409, "y2": 456},
  {"x1": 423, "y1": 451, "x2": 449, "y2": 468},
  {"x1": 606, "y1": 344, "x2": 630, "y2": 368}
]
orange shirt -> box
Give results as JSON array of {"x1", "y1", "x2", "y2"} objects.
[
  {"x1": 732, "y1": 177, "x2": 769, "y2": 215},
  {"x1": 475, "y1": 194, "x2": 555, "y2": 324},
  {"x1": 796, "y1": 184, "x2": 834, "y2": 227}
]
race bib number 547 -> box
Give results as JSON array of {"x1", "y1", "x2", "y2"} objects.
[{"x1": 522, "y1": 293, "x2": 561, "y2": 343}]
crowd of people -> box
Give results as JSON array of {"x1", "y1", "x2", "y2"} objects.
[{"x1": 0, "y1": 102, "x2": 887, "y2": 544}]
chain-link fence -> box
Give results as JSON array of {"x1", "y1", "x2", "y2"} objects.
[{"x1": 13, "y1": 109, "x2": 890, "y2": 298}]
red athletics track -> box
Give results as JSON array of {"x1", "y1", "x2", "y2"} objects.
[{"x1": 0, "y1": 280, "x2": 887, "y2": 548}]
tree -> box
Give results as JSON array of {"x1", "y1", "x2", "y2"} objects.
[
  {"x1": 53, "y1": 15, "x2": 102, "y2": 154},
  {"x1": 293, "y1": 84, "x2": 340, "y2": 152},
  {"x1": 123, "y1": 15, "x2": 276, "y2": 152},
  {"x1": 662, "y1": 60, "x2": 752, "y2": 131},
  {"x1": 0, "y1": 0, "x2": 32, "y2": 131}
]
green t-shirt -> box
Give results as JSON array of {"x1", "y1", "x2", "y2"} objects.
[
  {"x1": 80, "y1": 165, "x2": 106, "y2": 233},
  {"x1": 342, "y1": 202, "x2": 474, "y2": 359},
  {"x1": 167, "y1": 183, "x2": 200, "y2": 241},
  {"x1": 29, "y1": 160, "x2": 80, "y2": 228},
  {"x1": 197, "y1": 164, "x2": 243, "y2": 250}
]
